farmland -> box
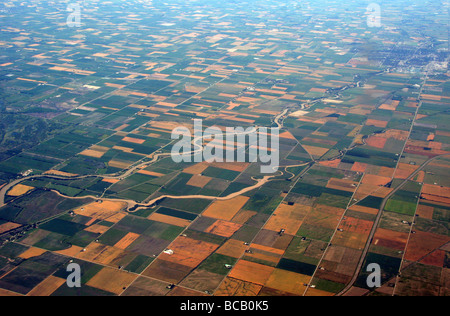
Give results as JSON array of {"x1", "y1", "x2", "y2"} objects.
[{"x1": 0, "y1": 0, "x2": 448, "y2": 298}]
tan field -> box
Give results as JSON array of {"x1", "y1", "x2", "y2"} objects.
[
  {"x1": 75, "y1": 201, "x2": 127, "y2": 221},
  {"x1": 202, "y1": 196, "x2": 250, "y2": 221},
  {"x1": 186, "y1": 174, "x2": 212, "y2": 188},
  {"x1": 108, "y1": 159, "x2": 132, "y2": 169},
  {"x1": 264, "y1": 203, "x2": 311, "y2": 235},
  {"x1": 303, "y1": 145, "x2": 329, "y2": 157},
  {"x1": 265, "y1": 269, "x2": 310, "y2": 295},
  {"x1": 54, "y1": 245, "x2": 84, "y2": 257},
  {"x1": 214, "y1": 277, "x2": 262, "y2": 296},
  {"x1": 19, "y1": 247, "x2": 47, "y2": 259},
  {"x1": 148, "y1": 212, "x2": 191, "y2": 227},
  {"x1": 7, "y1": 184, "x2": 34, "y2": 197},
  {"x1": 76, "y1": 243, "x2": 126, "y2": 265},
  {"x1": 27, "y1": 276, "x2": 66, "y2": 296},
  {"x1": 114, "y1": 232, "x2": 140, "y2": 250},
  {"x1": 216, "y1": 239, "x2": 249, "y2": 258},
  {"x1": 0, "y1": 222, "x2": 21, "y2": 234},
  {"x1": 204, "y1": 220, "x2": 242, "y2": 238},
  {"x1": 228, "y1": 260, "x2": 275, "y2": 286},
  {"x1": 87, "y1": 267, "x2": 137, "y2": 295},
  {"x1": 159, "y1": 236, "x2": 219, "y2": 268}
]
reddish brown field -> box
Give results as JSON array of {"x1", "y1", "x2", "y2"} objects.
[
  {"x1": 204, "y1": 220, "x2": 242, "y2": 238},
  {"x1": 419, "y1": 249, "x2": 446, "y2": 267},
  {"x1": 338, "y1": 216, "x2": 374, "y2": 235},
  {"x1": 351, "y1": 162, "x2": 368, "y2": 173},
  {"x1": 372, "y1": 228, "x2": 409, "y2": 251},
  {"x1": 326, "y1": 178, "x2": 359, "y2": 193},
  {"x1": 416, "y1": 204, "x2": 434, "y2": 220},
  {"x1": 405, "y1": 230, "x2": 450, "y2": 262},
  {"x1": 159, "y1": 236, "x2": 219, "y2": 268},
  {"x1": 366, "y1": 136, "x2": 387, "y2": 149}
]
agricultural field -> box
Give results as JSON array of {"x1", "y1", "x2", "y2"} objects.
[{"x1": 0, "y1": 0, "x2": 448, "y2": 298}]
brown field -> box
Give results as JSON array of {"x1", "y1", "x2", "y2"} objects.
[
  {"x1": 208, "y1": 161, "x2": 250, "y2": 172},
  {"x1": 84, "y1": 224, "x2": 111, "y2": 234},
  {"x1": 79, "y1": 149, "x2": 107, "y2": 158},
  {"x1": 265, "y1": 269, "x2": 310, "y2": 295},
  {"x1": 332, "y1": 231, "x2": 368, "y2": 250},
  {"x1": 228, "y1": 260, "x2": 275, "y2": 285},
  {"x1": 361, "y1": 174, "x2": 392, "y2": 186},
  {"x1": 204, "y1": 220, "x2": 242, "y2": 238},
  {"x1": 348, "y1": 204, "x2": 379, "y2": 215},
  {"x1": 27, "y1": 276, "x2": 66, "y2": 296},
  {"x1": 421, "y1": 194, "x2": 450, "y2": 204},
  {"x1": 75, "y1": 201, "x2": 127, "y2": 221},
  {"x1": 76, "y1": 243, "x2": 126, "y2": 265},
  {"x1": 379, "y1": 103, "x2": 397, "y2": 111},
  {"x1": 102, "y1": 178, "x2": 120, "y2": 184},
  {"x1": 54, "y1": 245, "x2": 84, "y2": 257},
  {"x1": 215, "y1": 277, "x2": 262, "y2": 296},
  {"x1": 202, "y1": 196, "x2": 250, "y2": 221},
  {"x1": 160, "y1": 236, "x2": 219, "y2": 268},
  {"x1": 303, "y1": 204, "x2": 344, "y2": 230},
  {"x1": 279, "y1": 131, "x2": 297, "y2": 140},
  {"x1": 366, "y1": 119, "x2": 388, "y2": 128},
  {"x1": 422, "y1": 184, "x2": 450, "y2": 198},
  {"x1": 18, "y1": 247, "x2": 47, "y2": 259},
  {"x1": 142, "y1": 259, "x2": 193, "y2": 284},
  {"x1": 372, "y1": 228, "x2": 409, "y2": 250},
  {"x1": 394, "y1": 163, "x2": 419, "y2": 179},
  {"x1": 137, "y1": 170, "x2": 165, "y2": 177},
  {"x1": 0, "y1": 222, "x2": 21, "y2": 234},
  {"x1": 7, "y1": 184, "x2": 34, "y2": 197},
  {"x1": 366, "y1": 136, "x2": 387, "y2": 149},
  {"x1": 217, "y1": 239, "x2": 249, "y2": 258},
  {"x1": 319, "y1": 159, "x2": 341, "y2": 168},
  {"x1": 326, "y1": 178, "x2": 358, "y2": 193},
  {"x1": 114, "y1": 232, "x2": 141, "y2": 250},
  {"x1": 186, "y1": 174, "x2": 212, "y2": 188},
  {"x1": 338, "y1": 217, "x2": 373, "y2": 235},
  {"x1": 231, "y1": 209, "x2": 257, "y2": 224},
  {"x1": 416, "y1": 204, "x2": 434, "y2": 220},
  {"x1": 405, "y1": 230, "x2": 450, "y2": 262},
  {"x1": 87, "y1": 267, "x2": 137, "y2": 295},
  {"x1": 44, "y1": 170, "x2": 78, "y2": 177},
  {"x1": 108, "y1": 159, "x2": 132, "y2": 169},
  {"x1": 351, "y1": 162, "x2": 368, "y2": 173},
  {"x1": 303, "y1": 145, "x2": 329, "y2": 157},
  {"x1": 148, "y1": 212, "x2": 191, "y2": 227},
  {"x1": 244, "y1": 249, "x2": 281, "y2": 265},
  {"x1": 420, "y1": 249, "x2": 446, "y2": 267},
  {"x1": 250, "y1": 243, "x2": 285, "y2": 256},
  {"x1": 122, "y1": 137, "x2": 146, "y2": 144},
  {"x1": 264, "y1": 203, "x2": 311, "y2": 235},
  {"x1": 183, "y1": 162, "x2": 210, "y2": 175}
]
